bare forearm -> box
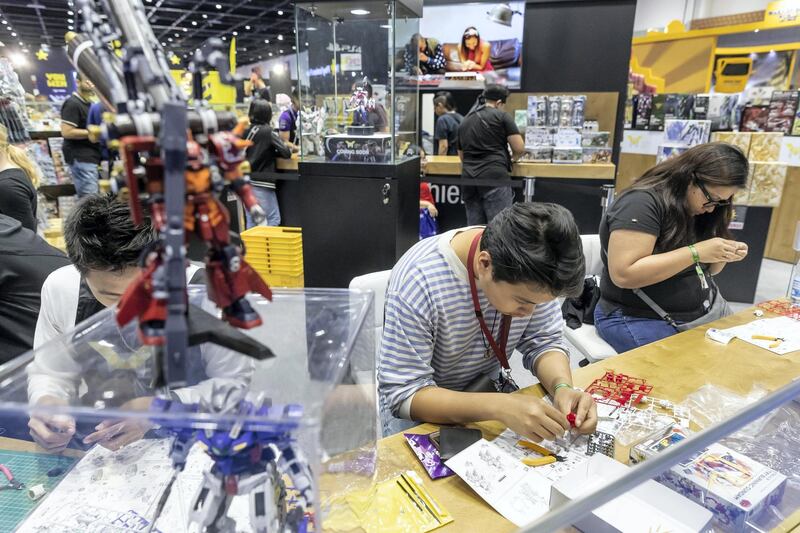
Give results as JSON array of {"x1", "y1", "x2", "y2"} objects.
[
  {"x1": 613, "y1": 247, "x2": 694, "y2": 289},
  {"x1": 62, "y1": 127, "x2": 89, "y2": 140},
  {"x1": 409, "y1": 386, "x2": 506, "y2": 424},
  {"x1": 709, "y1": 262, "x2": 725, "y2": 275},
  {"x1": 438, "y1": 139, "x2": 448, "y2": 155},
  {"x1": 533, "y1": 351, "x2": 572, "y2": 396}
]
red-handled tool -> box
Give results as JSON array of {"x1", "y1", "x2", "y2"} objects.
[
  {"x1": 0, "y1": 464, "x2": 23, "y2": 490},
  {"x1": 567, "y1": 412, "x2": 577, "y2": 428}
]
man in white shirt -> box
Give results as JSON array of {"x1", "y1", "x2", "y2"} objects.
[{"x1": 27, "y1": 194, "x2": 253, "y2": 452}]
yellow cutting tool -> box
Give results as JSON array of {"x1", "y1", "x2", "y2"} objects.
[{"x1": 517, "y1": 440, "x2": 568, "y2": 467}]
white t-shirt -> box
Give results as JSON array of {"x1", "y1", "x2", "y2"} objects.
[{"x1": 27, "y1": 264, "x2": 254, "y2": 405}]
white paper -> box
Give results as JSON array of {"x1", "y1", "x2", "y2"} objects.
[
  {"x1": 707, "y1": 317, "x2": 800, "y2": 355},
  {"x1": 491, "y1": 429, "x2": 589, "y2": 483},
  {"x1": 445, "y1": 439, "x2": 551, "y2": 527}
]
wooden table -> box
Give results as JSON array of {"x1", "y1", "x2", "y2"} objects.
[
  {"x1": 375, "y1": 307, "x2": 800, "y2": 532},
  {"x1": 424, "y1": 155, "x2": 616, "y2": 180}
]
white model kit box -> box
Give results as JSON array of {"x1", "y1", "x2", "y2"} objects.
[{"x1": 657, "y1": 443, "x2": 786, "y2": 532}]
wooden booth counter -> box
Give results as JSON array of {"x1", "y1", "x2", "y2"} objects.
[
  {"x1": 424, "y1": 155, "x2": 616, "y2": 180},
  {"x1": 376, "y1": 306, "x2": 800, "y2": 532}
]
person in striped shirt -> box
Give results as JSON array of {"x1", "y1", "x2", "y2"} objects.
[{"x1": 379, "y1": 203, "x2": 598, "y2": 441}]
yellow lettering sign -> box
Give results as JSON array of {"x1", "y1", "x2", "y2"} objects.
[{"x1": 45, "y1": 73, "x2": 68, "y2": 88}]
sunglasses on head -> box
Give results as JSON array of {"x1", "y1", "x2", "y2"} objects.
[{"x1": 694, "y1": 175, "x2": 732, "y2": 208}]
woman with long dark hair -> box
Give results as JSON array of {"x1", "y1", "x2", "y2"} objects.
[
  {"x1": 595, "y1": 142, "x2": 750, "y2": 352},
  {"x1": 458, "y1": 27, "x2": 493, "y2": 72}
]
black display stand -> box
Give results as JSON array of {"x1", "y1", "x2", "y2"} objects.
[{"x1": 278, "y1": 157, "x2": 420, "y2": 288}]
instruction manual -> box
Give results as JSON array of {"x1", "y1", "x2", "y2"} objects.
[
  {"x1": 445, "y1": 439, "x2": 551, "y2": 527},
  {"x1": 706, "y1": 316, "x2": 800, "y2": 355},
  {"x1": 491, "y1": 429, "x2": 589, "y2": 482}
]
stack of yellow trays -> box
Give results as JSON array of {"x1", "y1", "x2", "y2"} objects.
[
  {"x1": 44, "y1": 218, "x2": 66, "y2": 251},
  {"x1": 241, "y1": 226, "x2": 304, "y2": 288}
]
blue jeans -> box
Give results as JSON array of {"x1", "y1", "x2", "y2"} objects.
[
  {"x1": 246, "y1": 186, "x2": 281, "y2": 228},
  {"x1": 70, "y1": 160, "x2": 99, "y2": 198},
  {"x1": 594, "y1": 301, "x2": 680, "y2": 353},
  {"x1": 461, "y1": 186, "x2": 514, "y2": 225}
]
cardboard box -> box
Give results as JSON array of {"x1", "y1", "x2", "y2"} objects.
[
  {"x1": 748, "y1": 132, "x2": 783, "y2": 162},
  {"x1": 633, "y1": 94, "x2": 652, "y2": 130},
  {"x1": 552, "y1": 147, "x2": 583, "y2": 164},
  {"x1": 711, "y1": 132, "x2": 752, "y2": 156},
  {"x1": 656, "y1": 143, "x2": 689, "y2": 164},
  {"x1": 648, "y1": 94, "x2": 666, "y2": 131},
  {"x1": 551, "y1": 454, "x2": 713, "y2": 533},
  {"x1": 741, "y1": 106, "x2": 770, "y2": 132},
  {"x1": 708, "y1": 94, "x2": 738, "y2": 130},
  {"x1": 664, "y1": 119, "x2": 711, "y2": 147},
  {"x1": 657, "y1": 443, "x2": 786, "y2": 532},
  {"x1": 630, "y1": 426, "x2": 688, "y2": 464},
  {"x1": 553, "y1": 128, "x2": 582, "y2": 148},
  {"x1": 582, "y1": 147, "x2": 612, "y2": 164},
  {"x1": 525, "y1": 127, "x2": 553, "y2": 147},
  {"x1": 520, "y1": 146, "x2": 552, "y2": 162},
  {"x1": 582, "y1": 131, "x2": 610, "y2": 148},
  {"x1": 765, "y1": 90, "x2": 799, "y2": 134}
]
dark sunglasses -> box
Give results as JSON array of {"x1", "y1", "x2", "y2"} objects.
[{"x1": 695, "y1": 177, "x2": 732, "y2": 208}]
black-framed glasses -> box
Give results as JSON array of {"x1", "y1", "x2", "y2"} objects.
[{"x1": 695, "y1": 177, "x2": 732, "y2": 208}]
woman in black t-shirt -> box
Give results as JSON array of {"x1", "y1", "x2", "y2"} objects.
[
  {"x1": 595, "y1": 143, "x2": 749, "y2": 353},
  {"x1": 0, "y1": 124, "x2": 39, "y2": 232}
]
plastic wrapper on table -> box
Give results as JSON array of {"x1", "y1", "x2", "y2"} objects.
[{"x1": 677, "y1": 383, "x2": 771, "y2": 439}]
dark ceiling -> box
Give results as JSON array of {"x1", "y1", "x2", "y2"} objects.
[{"x1": 0, "y1": 0, "x2": 297, "y2": 67}]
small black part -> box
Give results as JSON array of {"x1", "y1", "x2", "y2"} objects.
[{"x1": 186, "y1": 304, "x2": 275, "y2": 360}]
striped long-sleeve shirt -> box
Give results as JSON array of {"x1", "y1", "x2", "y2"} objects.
[{"x1": 379, "y1": 228, "x2": 570, "y2": 418}]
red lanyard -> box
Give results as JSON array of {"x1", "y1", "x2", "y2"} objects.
[{"x1": 467, "y1": 231, "x2": 512, "y2": 370}]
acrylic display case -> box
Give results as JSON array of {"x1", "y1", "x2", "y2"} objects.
[
  {"x1": 0, "y1": 287, "x2": 378, "y2": 532},
  {"x1": 295, "y1": 0, "x2": 421, "y2": 164}
]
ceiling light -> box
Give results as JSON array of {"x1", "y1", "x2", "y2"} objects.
[
  {"x1": 292, "y1": 45, "x2": 296, "y2": 49},
  {"x1": 67, "y1": 11, "x2": 73, "y2": 15},
  {"x1": 9, "y1": 52, "x2": 26, "y2": 67},
  {"x1": 380, "y1": 24, "x2": 391, "y2": 28},
  {"x1": 68, "y1": 25, "x2": 74, "y2": 30},
  {"x1": 350, "y1": 9, "x2": 370, "y2": 15},
  {"x1": 272, "y1": 63, "x2": 285, "y2": 74},
  {"x1": 0, "y1": 20, "x2": 5, "y2": 24},
  {"x1": 278, "y1": 10, "x2": 284, "y2": 15},
  {"x1": 232, "y1": 31, "x2": 238, "y2": 36},
  {"x1": 222, "y1": 36, "x2": 226, "y2": 40},
  {"x1": 215, "y1": 3, "x2": 222, "y2": 9},
  {"x1": 67, "y1": 18, "x2": 73, "y2": 23},
  {"x1": 264, "y1": 39, "x2": 269, "y2": 43},
  {"x1": 191, "y1": 21, "x2": 197, "y2": 26},
  {"x1": 268, "y1": 52, "x2": 273, "y2": 56},
  {"x1": 202, "y1": 14, "x2": 208, "y2": 18},
  {"x1": 10, "y1": 32, "x2": 16, "y2": 37},
  {"x1": 277, "y1": 34, "x2": 283, "y2": 40},
  {"x1": 754, "y1": 28, "x2": 760, "y2": 33},
  {"x1": 245, "y1": 25, "x2": 250, "y2": 30},
  {"x1": 174, "y1": 33, "x2": 179, "y2": 37},
  {"x1": 305, "y1": 42, "x2": 308, "y2": 46},
  {"x1": 182, "y1": 27, "x2": 187, "y2": 32},
  {"x1": 279, "y1": 49, "x2": 284, "y2": 53},
  {"x1": 161, "y1": 42, "x2": 166, "y2": 46},
  {"x1": 307, "y1": 27, "x2": 317, "y2": 31}
]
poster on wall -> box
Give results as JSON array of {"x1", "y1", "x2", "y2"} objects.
[
  {"x1": 403, "y1": 1, "x2": 525, "y2": 89},
  {"x1": 710, "y1": 51, "x2": 794, "y2": 99}
]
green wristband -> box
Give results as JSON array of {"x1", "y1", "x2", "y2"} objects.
[
  {"x1": 553, "y1": 382, "x2": 573, "y2": 394},
  {"x1": 688, "y1": 244, "x2": 700, "y2": 264}
]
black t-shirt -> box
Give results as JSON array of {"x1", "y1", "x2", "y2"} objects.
[
  {"x1": 457, "y1": 106, "x2": 519, "y2": 180},
  {"x1": 0, "y1": 215, "x2": 70, "y2": 362},
  {"x1": 61, "y1": 94, "x2": 102, "y2": 165},
  {"x1": 244, "y1": 124, "x2": 292, "y2": 186},
  {"x1": 599, "y1": 189, "x2": 711, "y2": 322},
  {"x1": 0, "y1": 168, "x2": 37, "y2": 232},
  {"x1": 434, "y1": 112, "x2": 463, "y2": 156}
]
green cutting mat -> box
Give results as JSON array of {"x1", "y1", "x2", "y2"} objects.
[{"x1": 0, "y1": 450, "x2": 77, "y2": 533}]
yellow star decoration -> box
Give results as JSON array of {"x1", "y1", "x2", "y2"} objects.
[
  {"x1": 169, "y1": 53, "x2": 181, "y2": 65},
  {"x1": 36, "y1": 48, "x2": 49, "y2": 61}
]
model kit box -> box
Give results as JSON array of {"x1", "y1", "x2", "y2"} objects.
[
  {"x1": 323, "y1": 133, "x2": 391, "y2": 163},
  {"x1": 656, "y1": 143, "x2": 689, "y2": 164},
  {"x1": 692, "y1": 94, "x2": 709, "y2": 120},
  {"x1": 520, "y1": 146, "x2": 552, "y2": 162},
  {"x1": 747, "y1": 162, "x2": 788, "y2": 207},
  {"x1": 527, "y1": 95, "x2": 548, "y2": 127},
  {"x1": 648, "y1": 94, "x2": 666, "y2": 131},
  {"x1": 552, "y1": 147, "x2": 583, "y2": 164},
  {"x1": 582, "y1": 147, "x2": 612, "y2": 164},
  {"x1": 711, "y1": 132, "x2": 751, "y2": 156},
  {"x1": 633, "y1": 94, "x2": 652, "y2": 130},
  {"x1": 741, "y1": 105, "x2": 770, "y2": 132},
  {"x1": 582, "y1": 131, "x2": 610, "y2": 147},
  {"x1": 664, "y1": 119, "x2": 711, "y2": 147},
  {"x1": 708, "y1": 94, "x2": 739, "y2": 130},
  {"x1": 765, "y1": 90, "x2": 799, "y2": 134},
  {"x1": 657, "y1": 443, "x2": 786, "y2": 532},
  {"x1": 553, "y1": 128, "x2": 582, "y2": 148},
  {"x1": 748, "y1": 132, "x2": 783, "y2": 161},
  {"x1": 525, "y1": 127, "x2": 553, "y2": 147},
  {"x1": 514, "y1": 109, "x2": 528, "y2": 133},
  {"x1": 630, "y1": 426, "x2": 688, "y2": 464},
  {"x1": 551, "y1": 454, "x2": 713, "y2": 533}
]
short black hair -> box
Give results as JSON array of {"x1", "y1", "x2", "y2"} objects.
[
  {"x1": 481, "y1": 203, "x2": 585, "y2": 297},
  {"x1": 433, "y1": 91, "x2": 455, "y2": 111},
  {"x1": 64, "y1": 194, "x2": 157, "y2": 275},
  {"x1": 249, "y1": 98, "x2": 273, "y2": 125}
]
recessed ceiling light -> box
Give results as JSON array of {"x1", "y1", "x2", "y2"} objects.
[
  {"x1": 305, "y1": 42, "x2": 308, "y2": 46},
  {"x1": 68, "y1": 25, "x2": 73, "y2": 30},
  {"x1": 268, "y1": 52, "x2": 273, "y2": 56},
  {"x1": 202, "y1": 14, "x2": 208, "y2": 18},
  {"x1": 174, "y1": 33, "x2": 179, "y2": 37},
  {"x1": 191, "y1": 21, "x2": 197, "y2": 26},
  {"x1": 350, "y1": 9, "x2": 370, "y2": 15},
  {"x1": 754, "y1": 28, "x2": 760, "y2": 33},
  {"x1": 161, "y1": 42, "x2": 166, "y2": 46},
  {"x1": 67, "y1": 11, "x2": 73, "y2": 15},
  {"x1": 11, "y1": 32, "x2": 16, "y2": 37},
  {"x1": 168, "y1": 37, "x2": 173, "y2": 42},
  {"x1": 279, "y1": 49, "x2": 284, "y2": 54},
  {"x1": 222, "y1": 36, "x2": 226, "y2": 40},
  {"x1": 1, "y1": 20, "x2": 6, "y2": 24},
  {"x1": 307, "y1": 27, "x2": 317, "y2": 31},
  {"x1": 215, "y1": 3, "x2": 222, "y2": 9},
  {"x1": 245, "y1": 25, "x2": 250, "y2": 30},
  {"x1": 277, "y1": 34, "x2": 283, "y2": 40},
  {"x1": 292, "y1": 45, "x2": 296, "y2": 49},
  {"x1": 182, "y1": 27, "x2": 187, "y2": 32},
  {"x1": 380, "y1": 24, "x2": 391, "y2": 28},
  {"x1": 232, "y1": 31, "x2": 238, "y2": 36},
  {"x1": 67, "y1": 18, "x2": 73, "y2": 23},
  {"x1": 264, "y1": 39, "x2": 269, "y2": 43},
  {"x1": 278, "y1": 10, "x2": 284, "y2": 15}
]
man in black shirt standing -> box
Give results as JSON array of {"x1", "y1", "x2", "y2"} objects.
[
  {"x1": 60, "y1": 72, "x2": 101, "y2": 197},
  {"x1": 457, "y1": 85, "x2": 525, "y2": 224},
  {"x1": 0, "y1": 214, "x2": 69, "y2": 363},
  {"x1": 433, "y1": 92, "x2": 463, "y2": 156}
]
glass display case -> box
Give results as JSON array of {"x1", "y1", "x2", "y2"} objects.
[
  {"x1": 295, "y1": 0, "x2": 421, "y2": 164},
  {"x1": 0, "y1": 287, "x2": 378, "y2": 532}
]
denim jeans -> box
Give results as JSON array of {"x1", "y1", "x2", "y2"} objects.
[
  {"x1": 69, "y1": 160, "x2": 99, "y2": 198},
  {"x1": 594, "y1": 301, "x2": 680, "y2": 353},
  {"x1": 245, "y1": 186, "x2": 281, "y2": 228},
  {"x1": 461, "y1": 186, "x2": 514, "y2": 225}
]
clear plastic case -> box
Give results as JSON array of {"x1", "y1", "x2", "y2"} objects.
[
  {"x1": 0, "y1": 287, "x2": 378, "y2": 532},
  {"x1": 295, "y1": 0, "x2": 420, "y2": 164}
]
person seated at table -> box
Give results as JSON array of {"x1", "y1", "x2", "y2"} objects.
[
  {"x1": 595, "y1": 143, "x2": 749, "y2": 353},
  {"x1": 379, "y1": 203, "x2": 598, "y2": 441},
  {"x1": 26, "y1": 194, "x2": 253, "y2": 452}
]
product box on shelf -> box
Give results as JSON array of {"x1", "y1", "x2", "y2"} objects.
[
  {"x1": 708, "y1": 94, "x2": 739, "y2": 130},
  {"x1": 571, "y1": 95, "x2": 586, "y2": 128},
  {"x1": 582, "y1": 147, "x2": 612, "y2": 164},
  {"x1": 741, "y1": 105, "x2": 770, "y2": 132},
  {"x1": 552, "y1": 147, "x2": 583, "y2": 164},
  {"x1": 765, "y1": 90, "x2": 799, "y2": 134},
  {"x1": 748, "y1": 132, "x2": 783, "y2": 161},
  {"x1": 527, "y1": 95, "x2": 548, "y2": 127},
  {"x1": 648, "y1": 95, "x2": 666, "y2": 131},
  {"x1": 547, "y1": 96, "x2": 562, "y2": 128},
  {"x1": 656, "y1": 443, "x2": 786, "y2": 532},
  {"x1": 711, "y1": 132, "x2": 752, "y2": 156},
  {"x1": 520, "y1": 146, "x2": 552, "y2": 162},
  {"x1": 633, "y1": 94, "x2": 653, "y2": 130},
  {"x1": 514, "y1": 109, "x2": 528, "y2": 133},
  {"x1": 582, "y1": 131, "x2": 610, "y2": 148},
  {"x1": 692, "y1": 94, "x2": 709, "y2": 120},
  {"x1": 583, "y1": 120, "x2": 599, "y2": 132},
  {"x1": 525, "y1": 127, "x2": 553, "y2": 148},
  {"x1": 551, "y1": 454, "x2": 714, "y2": 533},
  {"x1": 553, "y1": 128, "x2": 582, "y2": 148},
  {"x1": 746, "y1": 162, "x2": 788, "y2": 207},
  {"x1": 656, "y1": 144, "x2": 689, "y2": 164},
  {"x1": 664, "y1": 119, "x2": 711, "y2": 147}
]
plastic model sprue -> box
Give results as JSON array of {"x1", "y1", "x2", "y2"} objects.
[{"x1": 69, "y1": 1, "x2": 312, "y2": 530}]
